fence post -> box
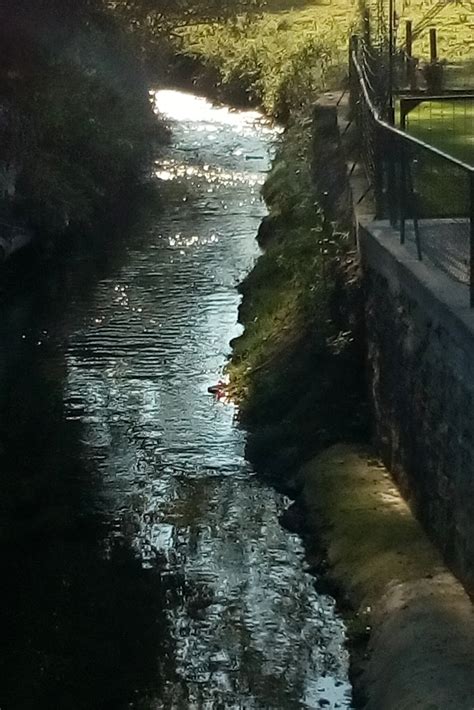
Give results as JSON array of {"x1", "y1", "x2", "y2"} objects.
[
  {"x1": 385, "y1": 110, "x2": 397, "y2": 227},
  {"x1": 374, "y1": 125, "x2": 385, "y2": 218},
  {"x1": 388, "y1": 0, "x2": 394, "y2": 111},
  {"x1": 400, "y1": 100, "x2": 407, "y2": 130},
  {"x1": 430, "y1": 28, "x2": 438, "y2": 63},
  {"x1": 406, "y1": 20, "x2": 413, "y2": 58},
  {"x1": 470, "y1": 174, "x2": 474, "y2": 307}
]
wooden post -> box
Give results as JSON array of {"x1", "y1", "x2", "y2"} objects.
[
  {"x1": 430, "y1": 28, "x2": 438, "y2": 63},
  {"x1": 406, "y1": 20, "x2": 413, "y2": 58},
  {"x1": 406, "y1": 20, "x2": 416, "y2": 89}
]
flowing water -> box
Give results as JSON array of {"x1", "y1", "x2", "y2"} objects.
[{"x1": 0, "y1": 91, "x2": 352, "y2": 710}]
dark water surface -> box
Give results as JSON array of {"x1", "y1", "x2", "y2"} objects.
[{"x1": 0, "y1": 91, "x2": 352, "y2": 709}]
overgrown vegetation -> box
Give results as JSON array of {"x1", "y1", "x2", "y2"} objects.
[
  {"x1": 0, "y1": 1, "x2": 166, "y2": 240},
  {"x1": 180, "y1": 0, "x2": 472, "y2": 480},
  {"x1": 226, "y1": 120, "x2": 366, "y2": 480},
  {"x1": 168, "y1": 2, "x2": 367, "y2": 477},
  {"x1": 177, "y1": 0, "x2": 474, "y2": 118},
  {"x1": 178, "y1": 2, "x2": 355, "y2": 118},
  {"x1": 2, "y1": 0, "x2": 471, "y2": 243}
]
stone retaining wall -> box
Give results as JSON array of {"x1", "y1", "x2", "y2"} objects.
[{"x1": 360, "y1": 223, "x2": 474, "y2": 588}]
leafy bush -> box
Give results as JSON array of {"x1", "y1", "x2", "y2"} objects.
[
  {"x1": 176, "y1": 1, "x2": 359, "y2": 116},
  {"x1": 178, "y1": 0, "x2": 474, "y2": 117},
  {"x1": 0, "y1": 3, "x2": 167, "y2": 238}
]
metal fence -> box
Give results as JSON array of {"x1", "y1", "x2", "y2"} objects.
[{"x1": 349, "y1": 36, "x2": 474, "y2": 305}]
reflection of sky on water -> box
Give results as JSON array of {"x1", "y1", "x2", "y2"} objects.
[{"x1": 62, "y1": 90, "x2": 352, "y2": 709}]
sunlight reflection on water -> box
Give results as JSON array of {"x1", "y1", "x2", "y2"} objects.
[{"x1": 62, "y1": 89, "x2": 353, "y2": 709}]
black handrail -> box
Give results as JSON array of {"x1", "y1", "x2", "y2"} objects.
[
  {"x1": 350, "y1": 37, "x2": 474, "y2": 306},
  {"x1": 351, "y1": 47, "x2": 474, "y2": 175}
]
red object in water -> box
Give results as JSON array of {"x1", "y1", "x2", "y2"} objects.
[{"x1": 208, "y1": 380, "x2": 227, "y2": 399}]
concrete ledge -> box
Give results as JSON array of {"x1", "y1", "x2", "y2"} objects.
[{"x1": 302, "y1": 445, "x2": 474, "y2": 710}]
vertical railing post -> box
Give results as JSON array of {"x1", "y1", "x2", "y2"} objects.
[
  {"x1": 405, "y1": 20, "x2": 417, "y2": 91},
  {"x1": 388, "y1": 0, "x2": 394, "y2": 112},
  {"x1": 400, "y1": 99, "x2": 407, "y2": 131},
  {"x1": 405, "y1": 20, "x2": 413, "y2": 65},
  {"x1": 385, "y1": 113, "x2": 397, "y2": 228},
  {"x1": 349, "y1": 35, "x2": 359, "y2": 118},
  {"x1": 470, "y1": 173, "x2": 474, "y2": 307},
  {"x1": 373, "y1": 124, "x2": 385, "y2": 219},
  {"x1": 400, "y1": 141, "x2": 407, "y2": 244}
]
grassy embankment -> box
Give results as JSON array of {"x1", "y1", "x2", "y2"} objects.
[
  {"x1": 178, "y1": 0, "x2": 474, "y2": 117},
  {"x1": 228, "y1": 119, "x2": 367, "y2": 479},
  {"x1": 179, "y1": 0, "x2": 355, "y2": 118}
]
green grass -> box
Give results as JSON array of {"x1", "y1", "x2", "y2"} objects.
[
  {"x1": 176, "y1": 0, "x2": 474, "y2": 119},
  {"x1": 175, "y1": 1, "x2": 473, "y2": 471},
  {"x1": 227, "y1": 119, "x2": 335, "y2": 400},
  {"x1": 178, "y1": 1, "x2": 355, "y2": 117},
  {"x1": 403, "y1": 100, "x2": 474, "y2": 165},
  {"x1": 224, "y1": 118, "x2": 366, "y2": 481},
  {"x1": 397, "y1": 99, "x2": 473, "y2": 216}
]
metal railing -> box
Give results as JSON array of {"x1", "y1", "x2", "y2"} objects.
[{"x1": 349, "y1": 35, "x2": 474, "y2": 306}]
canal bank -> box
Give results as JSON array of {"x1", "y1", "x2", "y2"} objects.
[
  {"x1": 227, "y1": 90, "x2": 474, "y2": 708},
  {"x1": 0, "y1": 90, "x2": 353, "y2": 709}
]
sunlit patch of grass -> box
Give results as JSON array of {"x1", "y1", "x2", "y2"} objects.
[
  {"x1": 396, "y1": 99, "x2": 474, "y2": 216},
  {"x1": 404, "y1": 100, "x2": 474, "y2": 165},
  {"x1": 303, "y1": 444, "x2": 443, "y2": 607},
  {"x1": 226, "y1": 118, "x2": 329, "y2": 397},
  {"x1": 178, "y1": 1, "x2": 357, "y2": 117},
  {"x1": 224, "y1": 118, "x2": 364, "y2": 469},
  {"x1": 178, "y1": 1, "x2": 474, "y2": 119}
]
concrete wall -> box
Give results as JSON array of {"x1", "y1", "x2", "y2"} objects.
[{"x1": 360, "y1": 222, "x2": 474, "y2": 588}]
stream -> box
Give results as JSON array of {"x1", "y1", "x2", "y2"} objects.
[{"x1": 0, "y1": 90, "x2": 352, "y2": 710}]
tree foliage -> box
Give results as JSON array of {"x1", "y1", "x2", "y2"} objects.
[
  {"x1": 0, "y1": 0, "x2": 163, "y2": 236},
  {"x1": 111, "y1": 0, "x2": 263, "y2": 34}
]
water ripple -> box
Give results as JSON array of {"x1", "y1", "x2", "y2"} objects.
[{"x1": 62, "y1": 90, "x2": 352, "y2": 709}]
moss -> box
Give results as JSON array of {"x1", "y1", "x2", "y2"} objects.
[
  {"x1": 303, "y1": 444, "x2": 443, "y2": 609},
  {"x1": 226, "y1": 118, "x2": 366, "y2": 480}
]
